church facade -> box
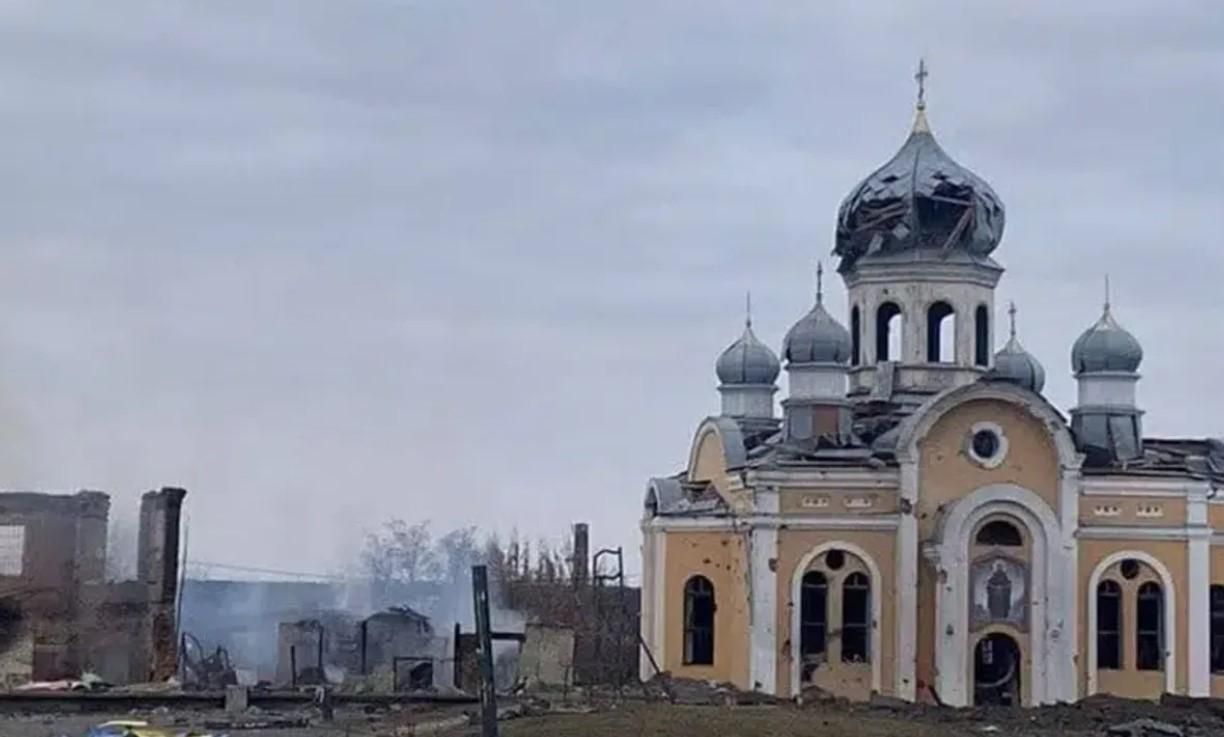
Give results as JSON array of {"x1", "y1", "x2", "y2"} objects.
[{"x1": 639, "y1": 87, "x2": 1224, "y2": 706}]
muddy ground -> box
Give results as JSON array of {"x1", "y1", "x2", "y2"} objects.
[{"x1": 6, "y1": 693, "x2": 1224, "y2": 736}]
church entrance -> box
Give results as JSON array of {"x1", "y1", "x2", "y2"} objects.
[{"x1": 973, "y1": 633, "x2": 1021, "y2": 706}]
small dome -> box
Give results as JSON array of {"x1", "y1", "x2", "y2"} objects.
[
  {"x1": 716, "y1": 322, "x2": 780, "y2": 385},
  {"x1": 989, "y1": 304, "x2": 1045, "y2": 392},
  {"x1": 783, "y1": 293, "x2": 852, "y2": 365},
  {"x1": 834, "y1": 107, "x2": 1004, "y2": 272},
  {"x1": 1072, "y1": 306, "x2": 1143, "y2": 374}
]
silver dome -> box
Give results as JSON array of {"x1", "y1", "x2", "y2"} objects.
[
  {"x1": 783, "y1": 299, "x2": 852, "y2": 365},
  {"x1": 1072, "y1": 307, "x2": 1143, "y2": 374},
  {"x1": 834, "y1": 107, "x2": 1005, "y2": 272},
  {"x1": 716, "y1": 322, "x2": 780, "y2": 386},
  {"x1": 989, "y1": 304, "x2": 1046, "y2": 392}
]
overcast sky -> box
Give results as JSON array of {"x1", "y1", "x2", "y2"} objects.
[{"x1": 0, "y1": 2, "x2": 1219, "y2": 578}]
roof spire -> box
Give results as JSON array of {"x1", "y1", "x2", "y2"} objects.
[
  {"x1": 911, "y1": 58, "x2": 931, "y2": 134},
  {"x1": 745, "y1": 291, "x2": 753, "y2": 329},
  {"x1": 816, "y1": 261, "x2": 824, "y2": 304},
  {"x1": 1104, "y1": 274, "x2": 1112, "y2": 314},
  {"x1": 1008, "y1": 301, "x2": 1017, "y2": 340}
]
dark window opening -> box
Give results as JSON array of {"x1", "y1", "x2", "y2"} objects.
[
  {"x1": 800, "y1": 571, "x2": 828, "y2": 662},
  {"x1": 971, "y1": 430, "x2": 1001, "y2": 460},
  {"x1": 1096, "y1": 580, "x2": 1122, "y2": 670},
  {"x1": 1136, "y1": 581, "x2": 1163, "y2": 671},
  {"x1": 926, "y1": 301, "x2": 956, "y2": 363},
  {"x1": 1120, "y1": 559, "x2": 1141, "y2": 580},
  {"x1": 1211, "y1": 585, "x2": 1224, "y2": 674},
  {"x1": 842, "y1": 572, "x2": 871, "y2": 663},
  {"x1": 974, "y1": 305, "x2": 990, "y2": 367},
  {"x1": 976, "y1": 520, "x2": 1022, "y2": 547},
  {"x1": 683, "y1": 575, "x2": 715, "y2": 665},
  {"x1": 876, "y1": 302, "x2": 902, "y2": 362},
  {"x1": 850, "y1": 306, "x2": 861, "y2": 366},
  {"x1": 825, "y1": 549, "x2": 845, "y2": 571}
]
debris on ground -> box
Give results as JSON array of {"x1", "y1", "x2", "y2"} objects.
[{"x1": 1107, "y1": 718, "x2": 1185, "y2": 737}]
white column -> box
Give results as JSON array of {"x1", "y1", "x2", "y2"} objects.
[
  {"x1": 1052, "y1": 468, "x2": 1082, "y2": 703},
  {"x1": 1188, "y1": 485, "x2": 1211, "y2": 696},
  {"x1": 639, "y1": 525, "x2": 656, "y2": 682},
  {"x1": 749, "y1": 524, "x2": 779, "y2": 693},
  {"x1": 749, "y1": 488, "x2": 780, "y2": 693},
  {"x1": 895, "y1": 462, "x2": 919, "y2": 700}
]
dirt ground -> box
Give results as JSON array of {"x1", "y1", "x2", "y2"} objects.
[{"x1": 7, "y1": 694, "x2": 1224, "y2": 736}]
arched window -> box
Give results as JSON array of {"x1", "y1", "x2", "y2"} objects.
[
  {"x1": 1096, "y1": 580, "x2": 1121, "y2": 670},
  {"x1": 841, "y1": 572, "x2": 871, "y2": 663},
  {"x1": 975, "y1": 520, "x2": 1023, "y2": 547},
  {"x1": 926, "y1": 301, "x2": 956, "y2": 363},
  {"x1": 876, "y1": 302, "x2": 903, "y2": 362},
  {"x1": 1136, "y1": 582, "x2": 1163, "y2": 671},
  {"x1": 850, "y1": 306, "x2": 861, "y2": 366},
  {"x1": 1211, "y1": 585, "x2": 1224, "y2": 674},
  {"x1": 800, "y1": 571, "x2": 827, "y2": 660},
  {"x1": 974, "y1": 305, "x2": 990, "y2": 367},
  {"x1": 683, "y1": 576, "x2": 715, "y2": 665}
]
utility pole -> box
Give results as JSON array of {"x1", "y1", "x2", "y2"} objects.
[{"x1": 471, "y1": 564, "x2": 499, "y2": 737}]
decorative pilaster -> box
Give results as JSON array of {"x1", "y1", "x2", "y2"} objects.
[{"x1": 1187, "y1": 484, "x2": 1211, "y2": 696}]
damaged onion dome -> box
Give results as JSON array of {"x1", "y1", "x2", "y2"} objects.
[
  {"x1": 834, "y1": 109, "x2": 1005, "y2": 271},
  {"x1": 715, "y1": 322, "x2": 780, "y2": 385}
]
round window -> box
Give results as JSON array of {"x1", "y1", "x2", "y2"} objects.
[
  {"x1": 825, "y1": 549, "x2": 845, "y2": 571},
  {"x1": 972, "y1": 429, "x2": 1000, "y2": 459}
]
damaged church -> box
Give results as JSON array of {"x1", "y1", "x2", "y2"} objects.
[{"x1": 639, "y1": 70, "x2": 1224, "y2": 706}]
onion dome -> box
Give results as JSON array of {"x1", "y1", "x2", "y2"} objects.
[
  {"x1": 1071, "y1": 292, "x2": 1143, "y2": 374},
  {"x1": 782, "y1": 264, "x2": 852, "y2": 365},
  {"x1": 991, "y1": 303, "x2": 1046, "y2": 392},
  {"x1": 833, "y1": 64, "x2": 1004, "y2": 272},
  {"x1": 715, "y1": 297, "x2": 780, "y2": 385}
]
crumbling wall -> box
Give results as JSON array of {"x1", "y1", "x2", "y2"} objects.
[{"x1": 137, "y1": 487, "x2": 186, "y2": 683}]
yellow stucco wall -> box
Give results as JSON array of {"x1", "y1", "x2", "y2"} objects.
[
  {"x1": 775, "y1": 529, "x2": 896, "y2": 698},
  {"x1": 661, "y1": 529, "x2": 751, "y2": 687},
  {"x1": 1078, "y1": 496, "x2": 1186, "y2": 527},
  {"x1": 916, "y1": 399, "x2": 1062, "y2": 540},
  {"x1": 779, "y1": 490, "x2": 900, "y2": 515},
  {"x1": 690, "y1": 428, "x2": 728, "y2": 488},
  {"x1": 1079, "y1": 539, "x2": 1188, "y2": 699}
]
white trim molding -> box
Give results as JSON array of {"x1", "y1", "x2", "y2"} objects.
[
  {"x1": 926, "y1": 483, "x2": 1076, "y2": 706},
  {"x1": 1086, "y1": 550, "x2": 1177, "y2": 696},
  {"x1": 645, "y1": 515, "x2": 899, "y2": 532},
  {"x1": 789, "y1": 541, "x2": 884, "y2": 697},
  {"x1": 895, "y1": 460, "x2": 919, "y2": 701}
]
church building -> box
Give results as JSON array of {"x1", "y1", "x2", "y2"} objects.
[{"x1": 639, "y1": 72, "x2": 1224, "y2": 706}]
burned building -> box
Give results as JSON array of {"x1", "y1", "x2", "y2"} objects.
[
  {"x1": 0, "y1": 487, "x2": 185, "y2": 686},
  {"x1": 276, "y1": 605, "x2": 450, "y2": 690}
]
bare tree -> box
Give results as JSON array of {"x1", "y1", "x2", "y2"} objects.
[{"x1": 362, "y1": 519, "x2": 440, "y2": 590}]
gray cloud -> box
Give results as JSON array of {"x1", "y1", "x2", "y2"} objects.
[{"x1": 0, "y1": 1, "x2": 1218, "y2": 575}]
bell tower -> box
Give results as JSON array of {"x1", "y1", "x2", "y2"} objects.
[{"x1": 833, "y1": 62, "x2": 1006, "y2": 406}]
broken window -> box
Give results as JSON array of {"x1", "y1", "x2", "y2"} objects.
[
  {"x1": 850, "y1": 306, "x2": 861, "y2": 366},
  {"x1": 683, "y1": 575, "x2": 715, "y2": 665},
  {"x1": 800, "y1": 571, "x2": 828, "y2": 660},
  {"x1": 1136, "y1": 582, "x2": 1163, "y2": 671},
  {"x1": 1096, "y1": 580, "x2": 1121, "y2": 670},
  {"x1": 975, "y1": 520, "x2": 1022, "y2": 547},
  {"x1": 974, "y1": 305, "x2": 990, "y2": 367},
  {"x1": 1211, "y1": 586, "x2": 1224, "y2": 673},
  {"x1": 926, "y1": 301, "x2": 956, "y2": 363},
  {"x1": 841, "y1": 572, "x2": 871, "y2": 663},
  {"x1": 875, "y1": 302, "x2": 903, "y2": 363}
]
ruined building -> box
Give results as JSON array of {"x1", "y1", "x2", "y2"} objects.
[
  {"x1": 0, "y1": 487, "x2": 185, "y2": 685},
  {"x1": 639, "y1": 72, "x2": 1224, "y2": 705}
]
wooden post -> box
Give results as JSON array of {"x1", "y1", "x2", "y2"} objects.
[{"x1": 472, "y1": 564, "x2": 499, "y2": 737}]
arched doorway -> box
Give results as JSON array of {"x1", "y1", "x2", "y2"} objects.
[{"x1": 973, "y1": 633, "x2": 1021, "y2": 706}]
